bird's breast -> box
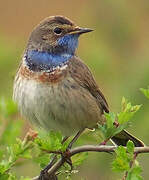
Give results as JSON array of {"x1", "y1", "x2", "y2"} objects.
[
  {"x1": 19, "y1": 63, "x2": 68, "y2": 84},
  {"x1": 13, "y1": 64, "x2": 103, "y2": 136}
]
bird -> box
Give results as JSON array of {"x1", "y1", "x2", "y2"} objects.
[{"x1": 13, "y1": 15, "x2": 144, "y2": 148}]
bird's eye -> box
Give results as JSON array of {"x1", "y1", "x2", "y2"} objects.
[{"x1": 54, "y1": 27, "x2": 62, "y2": 34}]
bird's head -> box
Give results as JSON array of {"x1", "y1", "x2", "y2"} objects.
[{"x1": 27, "y1": 16, "x2": 93, "y2": 55}]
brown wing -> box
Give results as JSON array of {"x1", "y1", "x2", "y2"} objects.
[{"x1": 68, "y1": 56, "x2": 109, "y2": 113}]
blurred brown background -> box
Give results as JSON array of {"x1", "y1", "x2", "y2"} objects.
[{"x1": 1, "y1": 0, "x2": 149, "y2": 179}]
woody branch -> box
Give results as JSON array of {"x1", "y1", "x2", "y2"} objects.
[{"x1": 32, "y1": 145, "x2": 149, "y2": 180}]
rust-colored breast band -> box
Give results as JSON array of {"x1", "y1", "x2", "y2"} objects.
[{"x1": 19, "y1": 65, "x2": 68, "y2": 84}]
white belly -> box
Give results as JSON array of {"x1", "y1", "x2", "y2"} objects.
[{"x1": 13, "y1": 75, "x2": 102, "y2": 136}]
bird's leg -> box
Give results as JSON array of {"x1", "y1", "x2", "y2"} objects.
[
  {"x1": 61, "y1": 129, "x2": 85, "y2": 171},
  {"x1": 67, "y1": 129, "x2": 84, "y2": 149},
  {"x1": 39, "y1": 136, "x2": 69, "y2": 180},
  {"x1": 62, "y1": 136, "x2": 69, "y2": 144}
]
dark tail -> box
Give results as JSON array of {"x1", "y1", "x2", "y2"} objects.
[{"x1": 111, "y1": 130, "x2": 145, "y2": 147}]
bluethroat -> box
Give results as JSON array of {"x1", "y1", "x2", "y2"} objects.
[{"x1": 13, "y1": 16, "x2": 144, "y2": 147}]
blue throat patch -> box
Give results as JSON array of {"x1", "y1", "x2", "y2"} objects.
[
  {"x1": 25, "y1": 50, "x2": 73, "y2": 72},
  {"x1": 25, "y1": 34, "x2": 79, "y2": 72},
  {"x1": 58, "y1": 34, "x2": 79, "y2": 54}
]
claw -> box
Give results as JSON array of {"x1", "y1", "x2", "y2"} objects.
[{"x1": 62, "y1": 149, "x2": 73, "y2": 171}]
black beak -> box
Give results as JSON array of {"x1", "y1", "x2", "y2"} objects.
[{"x1": 69, "y1": 27, "x2": 93, "y2": 35}]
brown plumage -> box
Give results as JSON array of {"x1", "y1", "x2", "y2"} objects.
[
  {"x1": 68, "y1": 57, "x2": 144, "y2": 147},
  {"x1": 13, "y1": 15, "x2": 144, "y2": 147}
]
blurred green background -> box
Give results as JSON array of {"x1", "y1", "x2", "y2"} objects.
[{"x1": 1, "y1": 0, "x2": 149, "y2": 179}]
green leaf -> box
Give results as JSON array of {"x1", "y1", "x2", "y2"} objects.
[
  {"x1": 127, "y1": 166, "x2": 143, "y2": 180},
  {"x1": 98, "y1": 97, "x2": 141, "y2": 141},
  {"x1": 104, "y1": 112, "x2": 116, "y2": 129},
  {"x1": 127, "y1": 141, "x2": 134, "y2": 155},
  {"x1": 0, "y1": 173, "x2": 17, "y2": 180},
  {"x1": 112, "y1": 146, "x2": 130, "y2": 172},
  {"x1": 98, "y1": 112, "x2": 118, "y2": 140},
  {"x1": 112, "y1": 141, "x2": 135, "y2": 172},
  {"x1": 8, "y1": 138, "x2": 33, "y2": 160},
  {"x1": 140, "y1": 87, "x2": 149, "y2": 99},
  {"x1": 0, "y1": 138, "x2": 33, "y2": 175},
  {"x1": 118, "y1": 97, "x2": 141, "y2": 124},
  {"x1": 35, "y1": 130, "x2": 63, "y2": 151},
  {"x1": 0, "y1": 160, "x2": 11, "y2": 174},
  {"x1": 34, "y1": 152, "x2": 51, "y2": 169},
  {"x1": 112, "y1": 140, "x2": 143, "y2": 179}
]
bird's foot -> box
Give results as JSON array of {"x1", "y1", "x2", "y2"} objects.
[
  {"x1": 62, "y1": 148, "x2": 73, "y2": 171},
  {"x1": 38, "y1": 130, "x2": 84, "y2": 179},
  {"x1": 58, "y1": 129, "x2": 84, "y2": 170}
]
